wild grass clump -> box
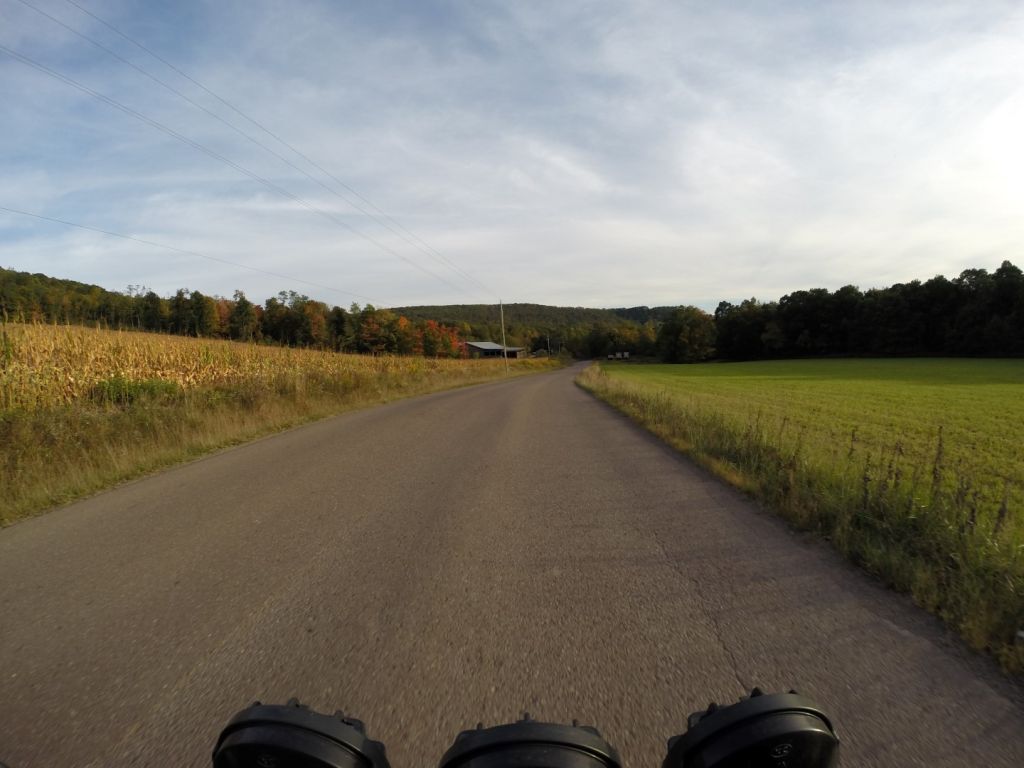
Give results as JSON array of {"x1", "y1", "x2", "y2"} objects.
[
  {"x1": 89, "y1": 375, "x2": 182, "y2": 405},
  {"x1": 577, "y1": 361, "x2": 1024, "y2": 673},
  {"x1": 0, "y1": 323, "x2": 557, "y2": 525}
]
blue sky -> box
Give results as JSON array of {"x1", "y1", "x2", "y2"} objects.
[{"x1": 2, "y1": 0, "x2": 1022, "y2": 309}]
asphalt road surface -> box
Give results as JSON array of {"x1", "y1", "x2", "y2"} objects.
[{"x1": 2, "y1": 364, "x2": 1022, "y2": 767}]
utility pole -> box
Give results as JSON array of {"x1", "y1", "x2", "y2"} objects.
[{"x1": 499, "y1": 299, "x2": 509, "y2": 374}]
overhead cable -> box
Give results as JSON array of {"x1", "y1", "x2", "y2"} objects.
[
  {"x1": 57, "y1": 0, "x2": 492, "y2": 297},
  {"x1": 0, "y1": 42, "x2": 469, "y2": 295},
  {"x1": 0, "y1": 205, "x2": 378, "y2": 303}
]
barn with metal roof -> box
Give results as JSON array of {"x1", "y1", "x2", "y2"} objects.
[{"x1": 463, "y1": 341, "x2": 526, "y2": 359}]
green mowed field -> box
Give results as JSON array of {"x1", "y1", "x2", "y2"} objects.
[
  {"x1": 601, "y1": 358, "x2": 1024, "y2": 540},
  {"x1": 587, "y1": 358, "x2": 1024, "y2": 668}
]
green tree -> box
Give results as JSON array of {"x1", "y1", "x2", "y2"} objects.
[
  {"x1": 715, "y1": 298, "x2": 778, "y2": 360},
  {"x1": 656, "y1": 306, "x2": 716, "y2": 363},
  {"x1": 262, "y1": 294, "x2": 300, "y2": 345},
  {"x1": 140, "y1": 291, "x2": 168, "y2": 332},
  {"x1": 169, "y1": 289, "x2": 192, "y2": 335},
  {"x1": 327, "y1": 306, "x2": 349, "y2": 351},
  {"x1": 190, "y1": 291, "x2": 220, "y2": 337},
  {"x1": 228, "y1": 291, "x2": 260, "y2": 341}
]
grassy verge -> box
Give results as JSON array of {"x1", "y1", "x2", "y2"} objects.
[
  {"x1": 1, "y1": 323, "x2": 558, "y2": 525},
  {"x1": 577, "y1": 361, "x2": 1024, "y2": 673}
]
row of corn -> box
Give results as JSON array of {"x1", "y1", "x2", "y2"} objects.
[{"x1": 0, "y1": 323, "x2": 503, "y2": 411}]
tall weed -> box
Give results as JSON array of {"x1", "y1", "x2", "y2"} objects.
[
  {"x1": 0, "y1": 323, "x2": 557, "y2": 525},
  {"x1": 577, "y1": 364, "x2": 1024, "y2": 673}
]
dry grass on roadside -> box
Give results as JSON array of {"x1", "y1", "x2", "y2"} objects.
[
  {"x1": 1, "y1": 323, "x2": 556, "y2": 525},
  {"x1": 577, "y1": 362, "x2": 1024, "y2": 674}
]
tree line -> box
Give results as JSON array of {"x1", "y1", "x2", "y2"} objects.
[
  {"x1": 710, "y1": 261, "x2": 1024, "y2": 360},
  {"x1": 393, "y1": 302, "x2": 661, "y2": 358},
  {"x1": 397, "y1": 261, "x2": 1024, "y2": 361},
  {"x1": 0, "y1": 269, "x2": 465, "y2": 357},
  {"x1": 3, "y1": 260, "x2": 1021, "y2": 362}
]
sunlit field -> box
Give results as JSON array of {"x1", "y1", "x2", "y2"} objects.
[
  {"x1": 0, "y1": 322, "x2": 523, "y2": 410},
  {"x1": 579, "y1": 358, "x2": 1024, "y2": 671},
  {"x1": 0, "y1": 323, "x2": 555, "y2": 524}
]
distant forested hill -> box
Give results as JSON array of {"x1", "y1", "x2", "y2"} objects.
[
  {"x1": 0, "y1": 268, "x2": 461, "y2": 356},
  {"x1": 4, "y1": 260, "x2": 1021, "y2": 360},
  {"x1": 391, "y1": 303, "x2": 660, "y2": 355},
  {"x1": 394, "y1": 303, "x2": 675, "y2": 327},
  {"x1": 394, "y1": 302, "x2": 620, "y2": 327},
  {"x1": 395, "y1": 303, "x2": 675, "y2": 325},
  {"x1": 0, "y1": 268, "x2": 661, "y2": 356}
]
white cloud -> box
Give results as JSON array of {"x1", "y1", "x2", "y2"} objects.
[{"x1": 1, "y1": 0, "x2": 1022, "y2": 310}]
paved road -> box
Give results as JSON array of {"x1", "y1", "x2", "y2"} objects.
[{"x1": 1, "y1": 364, "x2": 1022, "y2": 767}]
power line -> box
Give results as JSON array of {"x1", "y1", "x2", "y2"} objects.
[
  {"x1": 19, "y1": 0, "x2": 484, "y2": 295},
  {"x1": 0, "y1": 204, "x2": 377, "y2": 303},
  {"x1": 58, "y1": 0, "x2": 493, "y2": 297},
  {"x1": 0, "y1": 42, "x2": 469, "y2": 295}
]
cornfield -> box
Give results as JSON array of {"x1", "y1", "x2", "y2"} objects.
[
  {"x1": 1, "y1": 323, "x2": 555, "y2": 526},
  {"x1": 0, "y1": 323, "x2": 530, "y2": 411}
]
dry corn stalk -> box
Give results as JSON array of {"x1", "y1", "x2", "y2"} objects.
[{"x1": 1, "y1": 324, "x2": 515, "y2": 411}]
